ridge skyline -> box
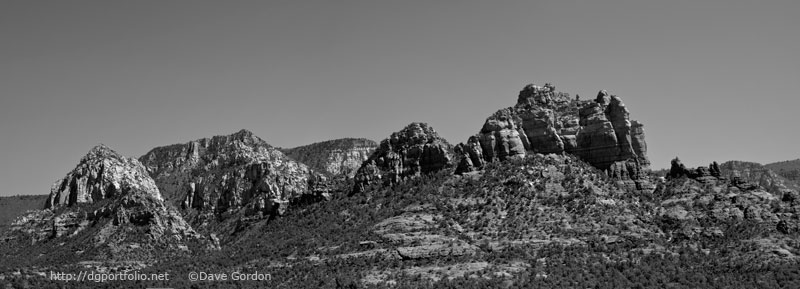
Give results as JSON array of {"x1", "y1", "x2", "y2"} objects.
[{"x1": 2, "y1": 1, "x2": 798, "y2": 196}]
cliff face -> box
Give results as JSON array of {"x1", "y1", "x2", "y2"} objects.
[
  {"x1": 139, "y1": 129, "x2": 327, "y2": 222},
  {"x1": 282, "y1": 138, "x2": 378, "y2": 178},
  {"x1": 457, "y1": 83, "x2": 650, "y2": 183},
  {"x1": 353, "y1": 123, "x2": 452, "y2": 194},
  {"x1": 8, "y1": 145, "x2": 209, "y2": 259}
]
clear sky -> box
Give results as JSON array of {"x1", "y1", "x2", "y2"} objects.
[{"x1": 1, "y1": 0, "x2": 798, "y2": 196}]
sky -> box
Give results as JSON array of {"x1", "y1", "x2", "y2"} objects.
[{"x1": 1, "y1": 0, "x2": 798, "y2": 196}]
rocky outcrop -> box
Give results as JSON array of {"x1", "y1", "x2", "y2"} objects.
[
  {"x1": 457, "y1": 83, "x2": 650, "y2": 181},
  {"x1": 282, "y1": 138, "x2": 378, "y2": 178},
  {"x1": 666, "y1": 158, "x2": 722, "y2": 183},
  {"x1": 353, "y1": 123, "x2": 452, "y2": 194},
  {"x1": 139, "y1": 129, "x2": 327, "y2": 221},
  {"x1": 7, "y1": 145, "x2": 208, "y2": 258}
]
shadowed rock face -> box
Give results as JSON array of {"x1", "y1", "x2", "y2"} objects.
[
  {"x1": 575, "y1": 93, "x2": 645, "y2": 170},
  {"x1": 139, "y1": 129, "x2": 327, "y2": 221},
  {"x1": 456, "y1": 83, "x2": 650, "y2": 179},
  {"x1": 353, "y1": 123, "x2": 452, "y2": 194},
  {"x1": 10, "y1": 145, "x2": 208, "y2": 258}
]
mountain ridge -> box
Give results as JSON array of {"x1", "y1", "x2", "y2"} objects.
[{"x1": 2, "y1": 83, "x2": 800, "y2": 288}]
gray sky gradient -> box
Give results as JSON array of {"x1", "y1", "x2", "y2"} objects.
[{"x1": 1, "y1": 0, "x2": 798, "y2": 196}]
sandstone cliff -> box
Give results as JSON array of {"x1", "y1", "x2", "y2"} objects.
[
  {"x1": 281, "y1": 138, "x2": 378, "y2": 178},
  {"x1": 456, "y1": 83, "x2": 650, "y2": 184},
  {"x1": 139, "y1": 129, "x2": 328, "y2": 223},
  {"x1": 353, "y1": 123, "x2": 452, "y2": 194}
]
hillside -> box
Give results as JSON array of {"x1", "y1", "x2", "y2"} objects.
[
  {"x1": 0, "y1": 195, "x2": 47, "y2": 233},
  {"x1": 766, "y1": 159, "x2": 800, "y2": 182}
]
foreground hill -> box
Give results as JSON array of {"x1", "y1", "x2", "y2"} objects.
[
  {"x1": 83, "y1": 154, "x2": 799, "y2": 288},
  {"x1": 281, "y1": 138, "x2": 377, "y2": 178},
  {"x1": 0, "y1": 195, "x2": 47, "y2": 233}
]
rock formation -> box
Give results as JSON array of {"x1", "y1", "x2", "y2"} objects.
[
  {"x1": 666, "y1": 157, "x2": 721, "y2": 183},
  {"x1": 353, "y1": 123, "x2": 452, "y2": 194},
  {"x1": 456, "y1": 83, "x2": 650, "y2": 182},
  {"x1": 281, "y1": 138, "x2": 378, "y2": 178},
  {"x1": 139, "y1": 129, "x2": 327, "y2": 221},
  {"x1": 46, "y1": 144, "x2": 161, "y2": 208},
  {"x1": 8, "y1": 145, "x2": 208, "y2": 259}
]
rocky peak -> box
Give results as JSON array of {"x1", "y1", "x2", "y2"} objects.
[
  {"x1": 516, "y1": 82, "x2": 569, "y2": 109},
  {"x1": 10, "y1": 144, "x2": 207, "y2": 258},
  {"x1": 595, "y1": 90, "x2": 611, "y2": 106},
  {"x1": 46, "y1": 144, "x2": 161, "y2": 209},
  {"x1": 353, "y1": 123, "x2": 452, "y2": 194},
  {"x1": 84, "y1": 144, "x2": 119, "y2": 160}
]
